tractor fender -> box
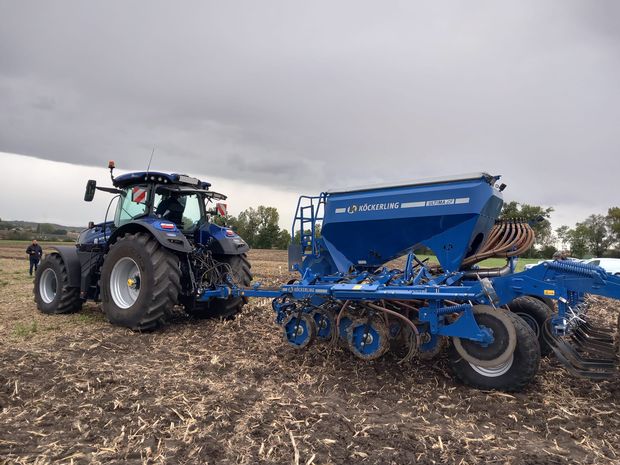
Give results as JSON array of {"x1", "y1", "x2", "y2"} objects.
[
  {"x1": 109, "y1": 220, "x2": 193, "y2": 253},
  {"x1": 49, "y1": 246, "x2": 81, "y2": 288},
  {"x1": 199, "y1": 223, "x2": 250, "y2": 255}
]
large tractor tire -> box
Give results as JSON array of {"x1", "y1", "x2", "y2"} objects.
[
  {"x1": 187, "y1": 253, "x2": 252, "y2": 319},
  {"x1": 100, "y1": 232, "x2": 181, "y2": 331},
  {"x1": 34, "y1": 254, "x2": 82, "y2": 314},
  {"x1": 449, "y1": 307, "x2": 540, "y2": 392},
  {"x1": 508, "y1": 296, "x2": 553, "y2": 356}
]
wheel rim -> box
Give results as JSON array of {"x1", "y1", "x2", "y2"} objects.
[
  {"x1": 39, "y1": 268, "x2": 57, "y2": 304},
  {"x1": 515, "y1": 312, "x2": 540, "y2": 337},
  {"x1": 109, "y1": 257, "x2": 141, "y2": 309},
  {"x1": 469, "y1": 354, "x2": 514, "y2": 377}
]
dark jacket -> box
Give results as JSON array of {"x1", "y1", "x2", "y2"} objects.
[{"x1": 26, "y1": 244, "x2": 43, "y2": 261}]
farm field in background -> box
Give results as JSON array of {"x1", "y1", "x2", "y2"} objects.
[
  {"x1": 0, "y1": 240, "x2": 541, "y2": 272},
  {"x1": 0, "y1": 245, "x2": 618, "y2": 464}
]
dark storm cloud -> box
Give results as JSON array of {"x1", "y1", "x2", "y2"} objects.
[{"x1": 0, "y1": 0, "x2": 619, "y2": 211}]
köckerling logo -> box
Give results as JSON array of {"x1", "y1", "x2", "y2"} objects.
[{"x1": 348, "y1": 202, "x2": 400, "y2": 214}]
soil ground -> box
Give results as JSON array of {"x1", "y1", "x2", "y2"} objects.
[{"x1": 0, "y1": 244, "x2": 618, "y2": 465}]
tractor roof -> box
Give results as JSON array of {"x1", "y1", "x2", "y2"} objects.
[{"x1": 112, "y1": 171, "x2": 211, "y2": 190}]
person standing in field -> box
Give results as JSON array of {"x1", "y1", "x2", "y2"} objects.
[{"x1": 26, "y1": 239, "x2": 43, "y2": 276}]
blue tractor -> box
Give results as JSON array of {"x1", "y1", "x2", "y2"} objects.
[{"x1": 33, "y1": 162, "x2": 252, "y2": 330}]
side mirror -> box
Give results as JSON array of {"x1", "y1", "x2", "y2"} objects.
[{"x1": 84, "y1": 180, "x2": 96, "y2": 202}]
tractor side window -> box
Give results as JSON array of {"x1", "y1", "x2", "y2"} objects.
[
  {"x1": 115, "y1": 186, "x2": 149, "y2": 226},
  {"x1": 180, "y1": 194, "x2": 202, "y2": 231}
]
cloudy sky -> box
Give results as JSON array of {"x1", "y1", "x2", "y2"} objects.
[{"x1": 0, "y1": 1, "x2": 618, "y2": 230}]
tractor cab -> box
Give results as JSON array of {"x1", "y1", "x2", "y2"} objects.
[
  {"x1": 83, "y1": 162, "x2": 230, "y2": 243},
  {"x1": 110, "y1": 173, "x2": 226, "y2": 234},
  {"x1": 112, "y1": 168, "x2": 226, "y2": 228}
]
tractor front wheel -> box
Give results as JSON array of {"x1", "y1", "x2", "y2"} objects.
[
  {"x1": 449, "y1": 308, "x2": 540, "y2": 392},
  {"x1": 100, "y1": 232, "x2": 181, "y2": 330}
]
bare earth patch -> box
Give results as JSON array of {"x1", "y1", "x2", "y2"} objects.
[{"x1": 0, "y1": 248, "x2": 618, "y2": 465}]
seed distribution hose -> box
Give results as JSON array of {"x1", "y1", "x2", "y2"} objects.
[{"x1": 461, "y1": 219, "x2": 536, "y2": 268}]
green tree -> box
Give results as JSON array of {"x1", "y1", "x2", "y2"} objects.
[
  {"x1": 555, "y1": 225, "x2": 570, "y2": 250},
  {"x1": 228, "y1": 206, "x2": 286, "y2": 249},
  {"x1": 567, "y1": 224, "x2": 589, "y2": 258},
  {"x1": 212, "y1": 207, "x2": 290, "y2": 250},
  {"x1": 235, "y1": 207, "x2": 262, "y2": 247},
  {"x1": 578, "y1": 214, "x2": 612, "y2": 257},
  {"x1": 275, "y1": 229, "x2": 292, "y2": 250},
  {"x1": 254, "y1": 206, "x2": 281, "y2": 249},
  {"x1": 539, "y1": 245, "x2": 558, "y2": 259},
  {"x1": 607, "y1": 207, "x2": 620, "y2": 247}
]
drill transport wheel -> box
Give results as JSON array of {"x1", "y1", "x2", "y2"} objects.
[
  {"x1": 453, "y1": 306, "x2": 517, "y2": 368},
  {"x1": 449, "y1": 309, "x2": 540, "y2": 391}
]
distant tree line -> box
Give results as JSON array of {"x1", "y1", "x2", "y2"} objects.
[
  {"x1": 213, "y1": 206, "x2": 291, "y2": 250},
  {"x1": 0, "y1": 220, "x2": 75, "y2": 241},
  {"x1": 555, "y1": 207, "x2": 619, "y2": 258},
  {"x1": 500, "y1": 202, "x2": 619, "y2": 259}
]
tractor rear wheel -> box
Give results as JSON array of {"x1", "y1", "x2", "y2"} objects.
[
  {"x1": 508, "y1": 296, "x2": 553, "y2": 356},
  {"x1": 100, "y1": 232, "x2": 181, "y2": 330},
  {"x1": 449, "y1": 308, "x2": 540, "y2": 392},
  {"x1": 34, "y1": 254, "x2": 82, "y2": 314},
  {"x1": 202, "y1": 253, "x2": 252, "y2": 319}
]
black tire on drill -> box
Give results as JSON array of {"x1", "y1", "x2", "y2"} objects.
[
  {"x1": 204, "y1": 253, "x2": 252, "y2": 319},
  {"x1": 508, "y1": 296, "x2": 553, "y2": 356},
  {"x1": 529, "y1": 295, "x2": 556, "y2": 312},
  {"x1": 34, "y1": 254, "x2": 82, "y2": 314},
  {"x1": 449, "y1": 311, "x2": 541, "y2": 392},
  {"x1": 100, "y1": 232, "x2": 181, "y2": 331}
]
